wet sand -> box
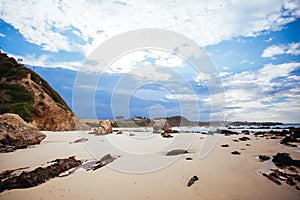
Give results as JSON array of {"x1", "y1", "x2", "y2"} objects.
[{"x1": 0, "y1": 130, "x2": 299, "y2": 200}]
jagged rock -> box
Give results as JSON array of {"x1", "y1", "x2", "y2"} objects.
[
  {"x1": 96, "y1": 120, "x2": 112, "y2": 135},
  {"x1": 281, "y1": 135, "x2": 299, "y2": 145},
  {"x1": 166, "y1": 149, "x2": 188, "y2": 156},
  {"x1": 221, "y1": 144, "x2": 229, "y2": 147},
  {"x1": 272, "y1": 153, "x2": 300, "y2": 168},
  {"x1": 187, "y1": 176, "x2": 198, "y2": 187},
  {"x1": 231, "y1": 151, "x2": 241, "y2": 155},
  {"x1": 262, "y1": 173, "x2": 281, "y2": 185},
  {"x1": 88, "y1": 154, "x2": 117, "y2": 171},
  {"x1": 286, "y1": 177, "x2": 296, "y2": 186},
  {"x1": 0, "y1": 156, "x2": 82, "y2": 192},
  {"x1": 0, "y1": 113, "x2": 46, "y2": 150},
  {"x1": 153, "y1": 119, "x2": 172, "y2": 133},
  {"x1": 259, "y1": 155, "x2": 270, "y2": 161}
]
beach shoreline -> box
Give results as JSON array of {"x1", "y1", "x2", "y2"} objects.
[{"x1": 0, "y1": 128, "x2": 299, "y2": 200}]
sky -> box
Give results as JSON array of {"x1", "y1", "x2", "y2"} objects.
[{"x1": 0, "y1": 0, "x2": 300, "y2": 123}]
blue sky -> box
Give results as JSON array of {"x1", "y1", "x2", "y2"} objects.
[{"x1": 0, "y1": 0, "x2": 300, "y2": 122}]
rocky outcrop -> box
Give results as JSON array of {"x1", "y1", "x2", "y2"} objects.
[
  {"x1": 153, "y1": 119, "x2": 172, "y2": 133},
  {"x1": 96, "y1": 120, "x2": 112, "y2": 135},
  {"x1": 0, "y1": 113, "x2": 46, "y2": 152},
  {"x1": 272, "y1": 153, "x2": 300, "y2": 168},
  {"x1": 0, "y1": 52, "x2": 80, "y2": 131},
  {"x1": 0, "y1": 156, "x2": 82, "y2": 193},
  {"x1": 88, "y1": 154, "x2": 117, "y2": 171}
]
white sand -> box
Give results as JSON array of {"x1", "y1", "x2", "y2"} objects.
[{"x1": 0, "y1": 129, "x2": 299, "y2": 200}]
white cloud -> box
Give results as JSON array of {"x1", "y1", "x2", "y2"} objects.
[
  {"x1": 6, "y1": 52, "x2": 82, "y2": 71},
  {"x1": 261, "y1": 45, "x2": 285, "y2": 58},
  {"x1": 0, "y1": 33, "x2": 5, "y2": 37},
  {"x1": 0, "y1": 0, "x2": 299, "y2": 57},
  {"x1": 241, "y1": 59, "x2": 248, "y2": 64},
  {"x1": 222, "y1": 62, "x2": 300, "y2": 122},
  {"x1": 261, "y1": 42, "x2": 300, "y2": 58}
]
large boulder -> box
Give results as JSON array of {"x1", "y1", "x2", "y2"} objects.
[
  {"x1": 153, "y1": 119, "x2": 172, "y2": 133},
  {"x1": 0, "y1": 113, "x2": 46, "y2": 150},
  {"x1": 96, "y1": 120, "x2": 112, "y2": 135}
]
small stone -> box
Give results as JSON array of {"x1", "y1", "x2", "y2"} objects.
[
  {"x1": 259, "y1": 155, "x2": 270, "y2": 161},
  {"x1": 166, "y1": 149, "x2": 188, "y2": 156},
  {"x1": 187, "y1": 176, "x2": 198, "y2": 187},
  {"x1": 231, "y1": 151, "x2": 241, "y2": 155},
  {"x1": 221, "y1": 144, "x2": 229, "y2": 147}
]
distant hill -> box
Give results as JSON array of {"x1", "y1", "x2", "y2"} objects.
[{"x1": 0, "y1": 52, "x2": 81, "y2": 131}]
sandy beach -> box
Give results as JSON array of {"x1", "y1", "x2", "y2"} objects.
[{"x1": 0, "y1": 129, "x2": 299, "y2": 200}]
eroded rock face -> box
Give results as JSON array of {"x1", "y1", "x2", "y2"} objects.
[
  {"x1": 153, "y1": 119, "x2": 172, "y2": 133},
  {"x1": 0, "y1": 52, "x2": 82, "y2": 131},
  {"x1": 0, "y1": 113, "x2": 46, "y2": 150},
  {"x1": 96, "y1": 120, "x2": 112, "y2": 135}
]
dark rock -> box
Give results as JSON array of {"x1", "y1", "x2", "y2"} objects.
[
  {"x1": 286, "y1": 177, "x2": 296, "y2": 186},
  {"x1": 290, "y1": 128, "x2": 300, "y2": 138},
  {"x1": 129, "y1": 133, "x2": 135, "y2": 136},
  {"x1": 217, "y1": 129, "x2": 238, "y2": 135},
  {"x1": 281, "y1": 135, "x2": 299, "y2": 145},
  {"x1": 0, "y1": 156, "x2": 82, "y2": 193},
  {"x1": 69, "y1": 138, "x2": 88, "y2": 144},
  {"x1": 272, "y1": 153, "x2": 300, "y2": 168},
  {"x1": 259, "y1": 155, "x2": 270, "y2": 161},
  {"x1": 239, "y1": 136, "x2": 251, "y2": 141},
  {"x1": 161, "y1": 132, "x2": 173, "y2": 138},
  {"x1": 187, "y1": 176, "x2": 198, "y2": 187},
  {"x1": 221, "y1": 144, "x2": 229, "y2": 147},
  {"x1": 186, "y1": 157, "x2": 193, "y2": 160},
  {"x1": 231, "y1": 151, "x2": 241, "y2": 155},
  {"x1": 262, "y1": 173, "x2": 281, "y2": 185},
  {"x1": 246, "y1": 144, "x2": 251, "y2": 146},
  {"x1": 89, "y1": 154, "x2": 116, "y2": 171},
  {"x1": 166, "y1": 149, "x2": 188, "y2": 156},
  {"x1": 232, "y1": 139, "x2": 239, "y2": 142},
  {"x1": 241, "y1": 130, "x2": 250, "y2": 134},
  {"x1": 0, "y1": 144, "x2": 16, "y2": 153},
  {"x1": 0, "y1": 167, "x2": 29, "y2": 180}
]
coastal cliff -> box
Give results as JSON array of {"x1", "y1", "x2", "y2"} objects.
[{"x1": 0, "y1": 52, "x2": 80, "y2": 131}]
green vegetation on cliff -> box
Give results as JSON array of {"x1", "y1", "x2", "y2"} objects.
[{"x1": 0, "y1": 52, "x2": 70, "y2": 122}]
